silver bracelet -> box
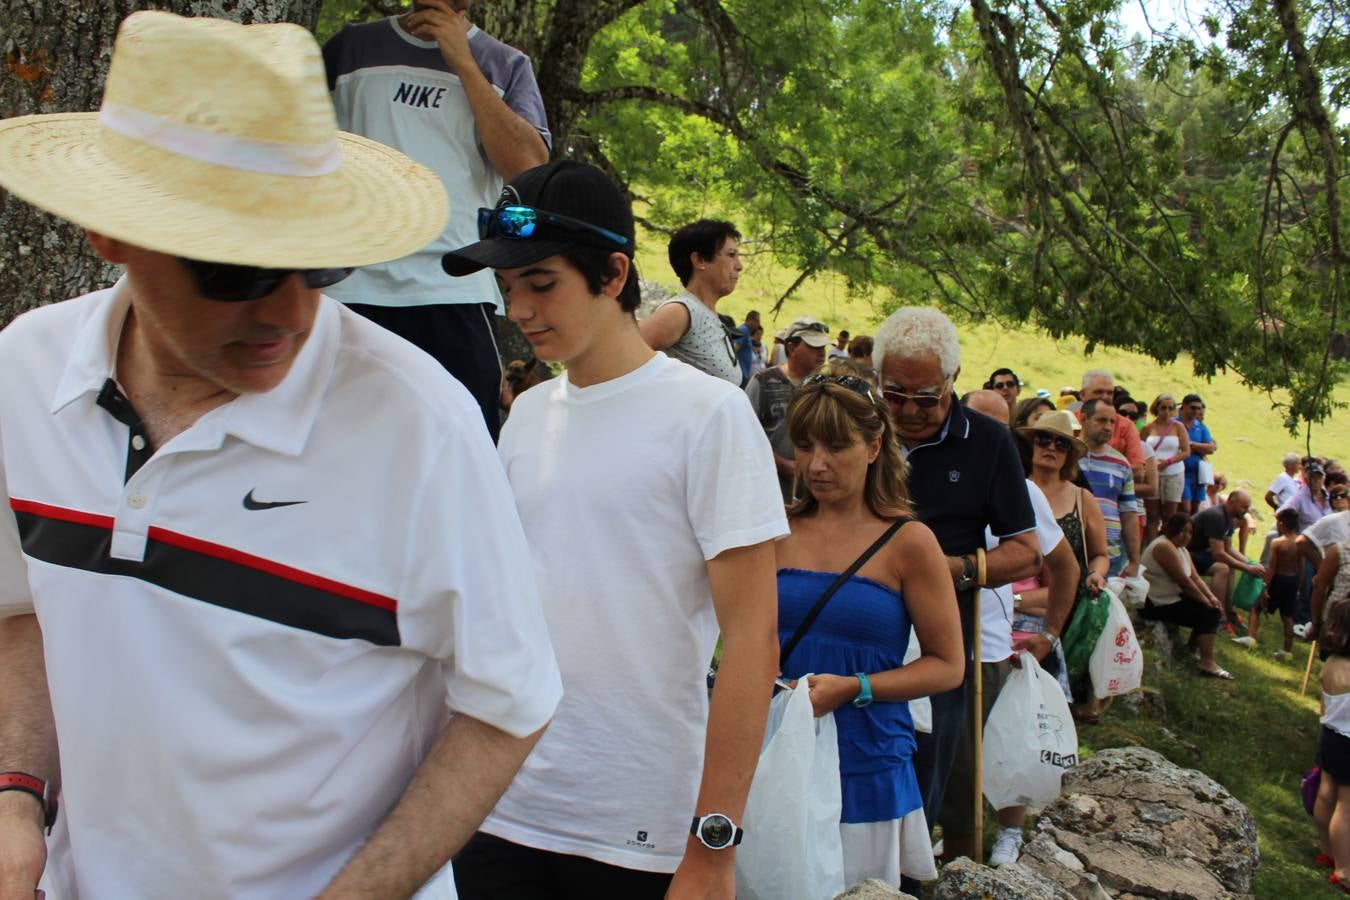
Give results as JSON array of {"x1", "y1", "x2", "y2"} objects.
[{"x1": 1040, "y1": 630, "x2": 1062, "y2": 652}]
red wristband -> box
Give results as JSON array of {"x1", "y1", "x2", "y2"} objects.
[{"x1": 0, "y1": 772, "x2": 57, "y2": 832}]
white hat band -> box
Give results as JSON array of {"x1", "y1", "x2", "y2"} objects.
[{"x1": 99, "y1": 100, "x2": 341, "y2": 177}]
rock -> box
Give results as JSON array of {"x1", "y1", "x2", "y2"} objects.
[
  {"x1": 636, "y1": 279, "x2": 676, "y2": 320},
  {"x1": 833, "y1": 878, "x2": 916, "y2": 899},
  {"x1": 1018, "y1": 832, "x2": 1113, "y2": 900},
  {"x1": 1032, "y1": 747, "x2": 1258, "y2": 898},
  {"x1": 931, "y1": 856, "x2": 1075, "y2": 899},
  {"x1": 1116, "y1": 686, "x2": 1167, "y2": 721}
]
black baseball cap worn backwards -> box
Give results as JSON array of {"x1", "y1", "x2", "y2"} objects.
[{"x1": 442, "y1": 160, "x2": 636, "y2": 277}]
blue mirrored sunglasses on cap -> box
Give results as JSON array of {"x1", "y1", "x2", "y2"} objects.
[{"x1": 477, "y1": 205, "x2": 630, "y2": 250}]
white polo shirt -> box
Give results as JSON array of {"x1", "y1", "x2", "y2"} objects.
[{"x1": 0, "y1": 282, "x2": 562, "y2": 898}]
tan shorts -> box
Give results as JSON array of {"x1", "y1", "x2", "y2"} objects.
[{"x1": 1159, "y1": 472, "x2": 1184, "y2": 503}]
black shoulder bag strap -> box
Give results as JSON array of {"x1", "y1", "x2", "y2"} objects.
[{"x1": 779, "y1": 516, "x2": 911, "y2": 671}]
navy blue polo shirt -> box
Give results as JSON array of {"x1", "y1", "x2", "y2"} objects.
[{"x1": 903, "y1": 402, "x2": 1035, "y2": 557}]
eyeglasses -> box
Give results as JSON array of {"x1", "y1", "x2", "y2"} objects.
[
  {"x1": 177, "y1": 258, "x2": 353, "y2": 302},
  {"x1": 803, "y1": 374, "x2": 878, "y2": 404},
  {"x1": 992, "y1": 380, "x2": 1018, "y2": 390},
  {"x1": 1032, "y1": 433, "x2": 1074, "y2": 453},
  {"x1": 1333, "y1": 492, "x2": 1349, "y2": 501},
  {"x1": 477, "y1": 204, "x2": 630, "y2": 250},
  {"x1": 882, "y1": 378, "x2": 948, "y2": 410},
  {"x1": 1120, "y1": 409, "x2": 1141, "y2": 420}
]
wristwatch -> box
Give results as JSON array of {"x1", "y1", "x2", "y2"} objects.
[
  {"x1": 0, "y1": 772, "x2": 57, "y2": 832},
  {"x1": 852, "y1": 672, "x2": 873, "y2": 708},
  {"x1": 954, "y1": 555, "x2": 977, "y2": 592},
  {"x1": 690, "y1": 812, "x2": 744, "y2": 850}
]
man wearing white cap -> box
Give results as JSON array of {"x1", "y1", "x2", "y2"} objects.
[
  {"x1": 0, "y1": 12, "x2": 560, "y2": 898},
  {"x1": 746, "y1": 319, "x2": 830, "y2": 499}
]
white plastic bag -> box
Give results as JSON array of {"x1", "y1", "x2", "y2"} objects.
[
  {"x1": 736, "y1": 680, "x2": 845, "y2": 900},
  {"x1": 903, "y1": 627, "x2": 931, "y2": 733},
  {"x1": 1107, "y1": 575, "x2": 1149, "y2": 610},
  {"x1": 982, "y1": 651, "x2": 1079, "y2": 809},
  {"x1": 1089, "y1": 590, "x2": 1144, "y2": 698}
]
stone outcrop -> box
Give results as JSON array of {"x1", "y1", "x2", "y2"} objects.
[
  {"x1": 932, "y1": 857, "x2": 1076, "y2": 898},
  {"x1": 1028, "y1": 746, "x2": 1258, "y2": 899},
  {"x1": 832, "y1": 878, "x2": 916, "y2": 899}
]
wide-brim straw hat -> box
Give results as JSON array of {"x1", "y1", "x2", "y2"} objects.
[
  {"x1": 0, "y1": 11, "x2": 447, "y2": 269},
  {"x1": 1017, "y1": 409, "x2": 1088, "y2": 457}
]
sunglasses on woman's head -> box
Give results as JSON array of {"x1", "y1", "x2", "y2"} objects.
[
  {"x1": 177, "y1": 257, "x2": 353, "y2": 302},
  {"x1": 1032, "y1": 433, "x2": 1073, "y2": 452},
  {"x1": 803, "y1": 374, "x2": 879, "y2": 406}
]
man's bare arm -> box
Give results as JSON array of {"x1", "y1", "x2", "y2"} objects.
[
  {"x1": 318, "y1": 715, "x2": 546, "y2": 899},
  {"x1": 0, "y1": 614, "x2": 58, "y2": 899},
  {"x1": 668, "y1": 541, "x2": 778, "y2": 900},
  {"x1": 1012, "y1": 536, "x2": 1079, "y2": 665},
  {"x1": 1121, "y1": 509, "x2": 1142, "y2": 572},
  {"x1": 982, "y1": 531, "x2": 1041, "y2": 588},
  {"x1": 405, "y1": 1, "x2": 549, "y2": 180},
  {"x1": 1312, "y1": 545, "x2": 1340, "y2": 636}
]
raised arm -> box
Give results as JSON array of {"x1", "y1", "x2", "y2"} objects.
[
  {"x1": 668, "y1": 540, "x2": 778, "y2": 900},
  {"x1": 0, "y1": 614, "x2": 58, "y2": 899},
  {"x1": 405, "y1": 1, "x2": 549, "y2": 180}
]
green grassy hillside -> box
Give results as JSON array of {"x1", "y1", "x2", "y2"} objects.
[{"x1": 636, "y1": 236, "x2": 1347, "y2": 519}]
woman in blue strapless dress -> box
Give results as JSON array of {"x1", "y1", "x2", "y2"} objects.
[{"x1": 775, "y1": 374, "x2": 963, "y2": 888}]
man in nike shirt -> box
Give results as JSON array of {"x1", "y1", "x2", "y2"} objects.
[{"x1": 323, "y1": 0, "x2": 550, "y2": 439}]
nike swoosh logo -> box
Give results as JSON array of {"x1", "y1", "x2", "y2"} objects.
[{"x1": 242, "y1": 489, "x2": 307, "y2": 511}]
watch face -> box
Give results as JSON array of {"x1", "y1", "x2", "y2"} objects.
[{"x1": 700, "y1": 814, "x2": 734, "y2": 848}]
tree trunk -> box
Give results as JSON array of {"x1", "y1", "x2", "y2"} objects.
[{"x1": 0, "y1": 0, "x2": 323, "y2": 327}]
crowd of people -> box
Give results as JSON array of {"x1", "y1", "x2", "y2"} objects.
[{"x1": 1, "y1": 7, "x2": 1348, "y2": 899}]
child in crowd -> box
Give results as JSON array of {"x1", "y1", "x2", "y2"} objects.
[
  {"x1": 1256, "y1": 508, "x2": 1302, "y2": 657},
  {"x1": 1315, "y1": 600, "x2": 1350, "y2": 890}
]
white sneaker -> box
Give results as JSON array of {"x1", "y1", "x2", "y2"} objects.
[
  {"x1": 1295, "y1": 623, "x2": 1311, "y2": 639},
  {"x1": 989, "y1": 827, "x2": 1023, "y2": 866},
  {"x1": 1273, "y1": 650, "x2": 1293, "y2": 660}
]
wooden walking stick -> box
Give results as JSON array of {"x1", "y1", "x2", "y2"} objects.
[
  {"x1": 1303, "y1": 640, "x2": 1319, "y2": 697},
  {"x1": 972, "y1": 587, "x2": 983, "y2": 864}
]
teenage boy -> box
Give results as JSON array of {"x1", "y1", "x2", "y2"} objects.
[{"x1": 443, "y1": 161, "x2": 787, "y2": 898}]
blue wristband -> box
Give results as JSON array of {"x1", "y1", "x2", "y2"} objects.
[{"x1": 852, "y1": 672, "x2": 873, "y2": 708}]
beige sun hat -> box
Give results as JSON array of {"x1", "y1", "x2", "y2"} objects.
[
  {"x1": 0, "y1": 11, "x2": 447, "y2": 269},
  {"x1": 1016, "y1": 409, "x2": 1088, "y2": 457}
]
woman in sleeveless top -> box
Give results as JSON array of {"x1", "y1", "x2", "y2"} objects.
[
  {"x1": 1018, "y1": 411, "x2": 1110, "y2": 714},
  {"x1": 1314, "y1": 600, "x2": 1350, "y2": 887},
  {"x1": 775, "y1": 375, "x2": 962, "y2": 888},
  {"x1": 1140, "y1": 513, "x2": 1228, "y2": 678},
  {"x1": 1140, "y1": 393, "x2": 1191, "y2": 542}
]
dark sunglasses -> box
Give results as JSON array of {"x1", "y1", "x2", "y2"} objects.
[
  {"x1": 992, "y1": 380, "x2": 1018, "y2": 390},
  {"x1": 882, "y1": 388, "x2": 944, "y2": 410},
  {"x1": 177, "y1": 258, "x2": 352, "y2": 302},
  {"x1": 803, "y1": 373, "x2": 878, "y2": 404},
  {"x1": 478, "y1": 205, "x2": 630, "y2": 250},
  {"x1": 1032, "y1": 433, "x2": 1074, "y2": 452},
  {"x1": 1333, "y1": 492, "x2": 1349, "y2": 501}
]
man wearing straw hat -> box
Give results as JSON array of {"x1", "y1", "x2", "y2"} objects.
[{"x1": 0, "y1": 12, "x2": 561, "y2": 898}]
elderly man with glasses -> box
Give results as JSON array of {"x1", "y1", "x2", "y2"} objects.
[{"x1": 871, "y1": 308, "x2": 1041, "y2": 872}]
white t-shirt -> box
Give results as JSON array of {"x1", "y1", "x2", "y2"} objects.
[
  {"x1": 490, "y1": 353, "x2": 788, "y2": 871},
  {"x1": 979, "y1": 480, "x2": 1065, "y2": 662},
  {"x1": 0, "y1": 284, "x2": 561, "y2": 898},
  {"x1": 1307, "y1": 511, "x2": 1350, "y2": 553},
  {"x1": 1270, "y1": 472, "x2": 1301, "y2": 509}
]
